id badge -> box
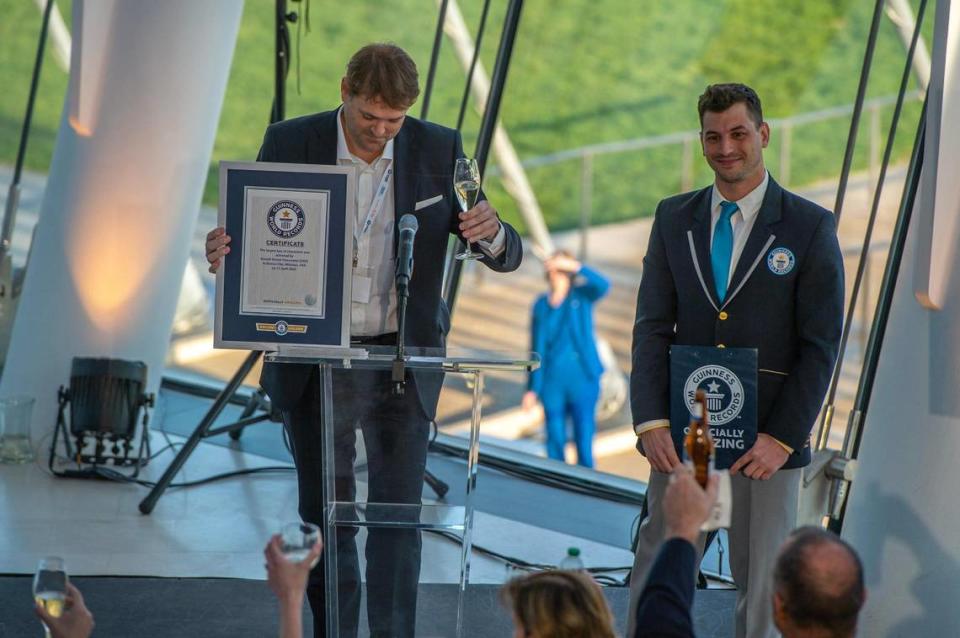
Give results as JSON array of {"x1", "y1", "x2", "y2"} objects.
[{"x1": 352, "y1": 275, "x2": 372, "y2": 303}]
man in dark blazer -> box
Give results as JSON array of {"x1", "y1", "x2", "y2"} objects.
[
  {"x1": 206, "y1": 44, "x2": 522, "y2": 638},
  {"x1": 626, "y1": 84, "x2": 844, "y2": 638}
]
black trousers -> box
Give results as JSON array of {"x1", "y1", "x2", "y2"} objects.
[{"x1": 282, "y1": 361, "x2": 430, "y2": 638}]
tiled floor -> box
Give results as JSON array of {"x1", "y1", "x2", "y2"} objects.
[{"x1": 0, "y1": 429, "x2": 633, "y2": 583}]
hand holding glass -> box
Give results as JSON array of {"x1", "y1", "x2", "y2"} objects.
[
  {"x1": 454, "y1": 158, "x2": 483, "y2": 261},
  {"x1": 33, "y1": 557, "x2": 67, "y2": 637},
  {"x1": 280, "y1": 521, "x2": 321, "y2": 564}
]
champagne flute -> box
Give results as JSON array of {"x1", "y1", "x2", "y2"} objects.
[
  {"x1": 454, "y1": 157, "x2": 483, "y2": 261},
  {"x1": 280, "y1": 521, "x2": 320, "y2": 563},
  {"x1": 33, "y1": 556, "x2": 67, "y2": 637}
]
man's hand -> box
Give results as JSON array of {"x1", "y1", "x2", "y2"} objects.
[
  {"x1": 34, "y1": 583, "x2": 94, "y2": 638},
  {"x1": 639, "y1": 427, "x2": 682, "y2": 473},
  {"x1": 205, "y1": 226, "x2": 231, "y2": 274},
  {"x1": 521, "y1": 391, "x2": 539, "y2": 412},
  {"x1": 264, "y1": 533, "x2": 323, "y2": 603},
  {"x1": 459, "y1": 200, "x2": 501, "y2": 243},
  {"x1": 663, "y1": 467, "x2": 721, "y2": 544},
  {"x1": 729, "y1": 433, "x2": 790, "y2": 480}
]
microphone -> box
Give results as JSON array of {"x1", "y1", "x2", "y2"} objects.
[
  {"x1": 396, "y1": 213, "x2": 418, "y2": 294},
  {"x1": 393, "y1": 214, "x2": 418, "y2": 397}
]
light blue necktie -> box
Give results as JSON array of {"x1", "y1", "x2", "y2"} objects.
[{"x1": 711, "y1": 201, "x2": 739, "y2": 303}]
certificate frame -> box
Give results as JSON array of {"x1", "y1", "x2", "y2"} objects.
[{"x1": 214, "y1": 161, "x2": 356, "y2": 351}]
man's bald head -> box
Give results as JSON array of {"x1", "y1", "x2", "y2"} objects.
[{"x1": 773, "y1": 526, "x2": 866, "y2": 638}]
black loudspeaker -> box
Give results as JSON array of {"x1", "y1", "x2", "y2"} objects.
[{"x1": 49, "y1": 357, "x2": 155, "y2": 478}]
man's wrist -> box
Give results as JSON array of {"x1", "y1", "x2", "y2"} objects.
[
  {"x1": 280, "y1": 591, "x2": 305, "y2": 610},
  {"x1": 634, "y1": 419, "x2": 670, "y2": 436},
  {"x1": 664, "y1": 527, "x2": 700, "y2": 546},
  {"x1": 769, "y1": 435, "x2": 794, "y2": 455}
]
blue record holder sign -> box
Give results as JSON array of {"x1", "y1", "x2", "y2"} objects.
[{"x1": 669, "y1": 345, "x2": 758, "y2": 469}]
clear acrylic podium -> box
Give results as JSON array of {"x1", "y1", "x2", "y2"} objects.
[{"x1": 267, "y1": 345, "x2": 538, "y2": 638}]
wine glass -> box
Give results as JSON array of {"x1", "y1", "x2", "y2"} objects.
[
  {"x1": 280, "y1": 521, "x2": 320, "y2": 564},
  {"x1": 454, "y1": 157, "x2": 483, "y2": 261},
  {"x1": 33, "y1": 556, "x2": 68, "y2": 637}
]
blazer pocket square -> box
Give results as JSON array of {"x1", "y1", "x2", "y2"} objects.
[{"x1": 414, "y1": 194, "x2": 444, "y2": 211}]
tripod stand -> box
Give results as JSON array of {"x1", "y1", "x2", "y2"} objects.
[{"x1": 139, "y1": 350, "x2": 270, "y2": 513}]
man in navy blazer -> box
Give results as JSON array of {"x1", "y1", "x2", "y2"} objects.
[
  {"x1": 206, "y1": 44, "x2": 521, "y2": 638},
  {"x1": 627, "y1": 84, "x2": 844, "y2": 638}
]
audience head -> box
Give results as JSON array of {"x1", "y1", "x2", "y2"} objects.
[
  {"x1": 772, "y1": 526, "x2": 866, "y2": 638},
  {"x1": 502, "y1": 570, "x2": 616, "y2": 638}
]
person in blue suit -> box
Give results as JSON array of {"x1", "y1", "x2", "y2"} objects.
[
  {"x1": 627, "y1": 84, "x2": 844, "y2": 638},
  {"x1": 523, "y1": 251, "x2": 610, "y2": 468}
]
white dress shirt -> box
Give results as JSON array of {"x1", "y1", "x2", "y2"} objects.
[
  {"x1": 709, "y1": 171, "x2": 769, "y2": 287},
  {"x1": 336, "y1": 109, "x2": 505, "y2": 336},
  {"x1": 337, "y1": 111, "x2": 398, "y2": 336}
]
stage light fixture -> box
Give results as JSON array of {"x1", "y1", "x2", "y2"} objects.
[{"x1": 49, "y1": 357, "x2": 154, "y2": 478}]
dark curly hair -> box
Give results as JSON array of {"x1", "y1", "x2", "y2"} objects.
[{"x1": 698, "y1": 83, "x2": 764, "y2": 127}]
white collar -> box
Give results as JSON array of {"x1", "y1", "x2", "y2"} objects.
[
  {"x1": 336, "y1": 106, "x2": 394, "y2": 165},
  {"x1": 710, "y1": 171, "x2": 769, "y2": 223}
]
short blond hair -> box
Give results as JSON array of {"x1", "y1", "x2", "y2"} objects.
[{"x1": 502, "y1": 570, "x2": 617, "y2": 638}]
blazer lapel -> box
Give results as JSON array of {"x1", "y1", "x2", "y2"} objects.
[
  {"x1": 311, "y1": 109, "x2": 339, "y2": 166},
  {"x1": 687, "y1": 188, "x2": 721, "y2": 310},
  {"x1": 392, "y1": 123, "x2": 416, "y2": 219},
  {"x1": 723, "y1": 177, "x2": 783, "y2": 308}
]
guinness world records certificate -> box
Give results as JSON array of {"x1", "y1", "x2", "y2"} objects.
[{"x1": 214, "y1": 161, "x2": 356, "y2": 350}]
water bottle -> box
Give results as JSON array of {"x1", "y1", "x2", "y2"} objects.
[{"x1": 559, "y1": 547, "x2": 585, "y2": 571}]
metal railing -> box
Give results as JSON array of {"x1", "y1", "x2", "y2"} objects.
[{"x1": 490, "y1": 91, "x2": 923, "y2": 252}]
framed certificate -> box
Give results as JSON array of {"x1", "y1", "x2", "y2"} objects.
[{"x1": 214, "y1": 161, "x2": 356, "y2": 350}]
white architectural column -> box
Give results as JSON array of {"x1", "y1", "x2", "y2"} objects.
[
  {"x1": 842, "y1": 1, "x2": 960, "y2": 635},
  {"x1": 0, "y1": 0, "x2": 244, "y2": 441}
]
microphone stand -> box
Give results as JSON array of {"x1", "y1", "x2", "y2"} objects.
[
  {"x1": 393, "y1": 284, "x2": 408, "y2": 396},
  {"x1": 394, "y1": 276, "x2": 448, "y2": 498}
]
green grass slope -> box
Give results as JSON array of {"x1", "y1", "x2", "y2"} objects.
[{"x1": 0, "y1": 0, "x2": 928, "y2": 232}]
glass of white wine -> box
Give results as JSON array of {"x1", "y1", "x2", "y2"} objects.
[
  {"x1": 454, "y1": 157, "x2": 483, "y2": 261},
  {"x1": 33, "y1": 556, "x2": 67, "y2": 637},
  {"x1": 280, "y1": 521, "x2": 321, "y2": 564}
]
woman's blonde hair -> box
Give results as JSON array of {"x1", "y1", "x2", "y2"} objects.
[{"x1": 501, "y1": 570, "x2": 617, "y2": 638}]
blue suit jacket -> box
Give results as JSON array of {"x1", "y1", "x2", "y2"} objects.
[
  {"x1": 634, "y1": 538, "x2": 698, "y2": 638},
  {"x1": 255, "y1": 109, "x2": 523, "y2": 418},
  {"x1": 528, "y1": 265, "x2": 609, "y2": 396},
  {"x1": 630, "y1": 177, "x2": 844, "y2": 468}
]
